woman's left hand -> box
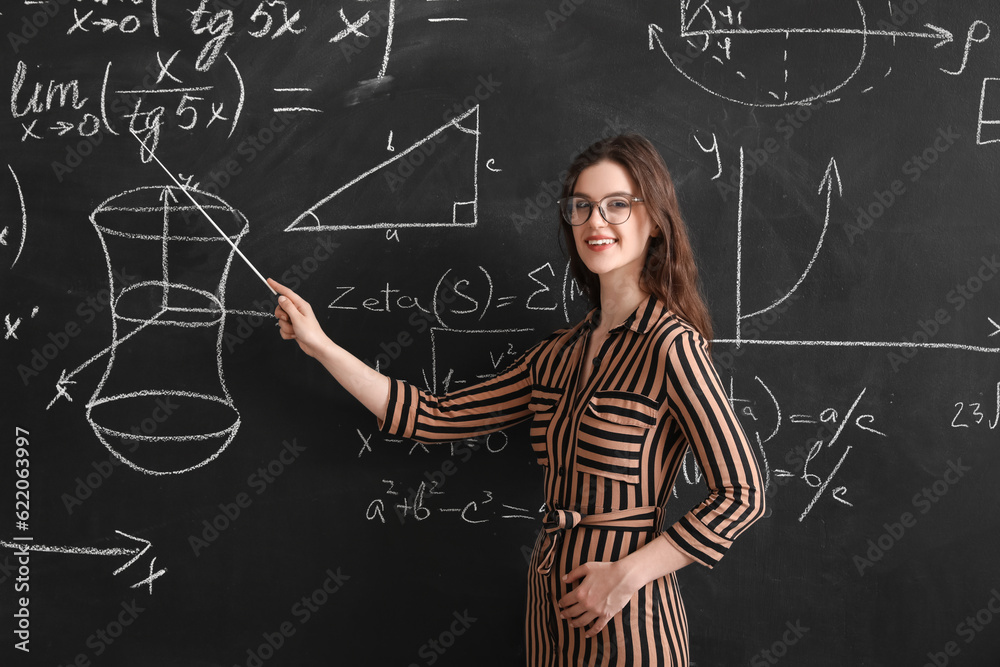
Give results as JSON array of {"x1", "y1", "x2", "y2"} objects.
[{"x1": 557, "y1": 561, "x2": 635, "y2": 637}]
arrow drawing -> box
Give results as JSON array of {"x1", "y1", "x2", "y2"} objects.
[
  {"x1": 1, "y1": 530, "x2": 159, "y2": 577},
  {"x1": 47, "y1": 310, "x2": 168, "y2": 409},
  {"x1": 742, "y1": 157, "x2": 841, "y2": 321},
  {"x1": 679, "y1": 23, "x2": 953, "y2": 46}
]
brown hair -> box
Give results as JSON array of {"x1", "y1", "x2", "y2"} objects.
[{"x1": 559, "y1": 134, "x2": 714, "y2": 340}]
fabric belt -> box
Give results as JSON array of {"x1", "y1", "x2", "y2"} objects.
[{"x1": 536, "y1": 505, "x2": 662, "y2": 575}]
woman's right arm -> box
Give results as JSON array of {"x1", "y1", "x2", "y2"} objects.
[{"x1": 268, "y1": 278, "x2": 390, "y2": 420}]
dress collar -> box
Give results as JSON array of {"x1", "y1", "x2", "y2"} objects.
[{"x1": 583, "y1": 294, "x2": 668, "y2": 335}]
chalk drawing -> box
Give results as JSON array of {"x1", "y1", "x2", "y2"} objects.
[
  {"x1": 55, "y1": 185, "x2": 251, "y2": 475},
  {"x1": 0, "y1": 530, "x2": 163, "y2": 588},
  {"x1": 429, "y1": 327, "x2": 534, "y2": 394},
  {"x1": 653, "y1": 1, "x2": 986, "y2": 107},
  {"x1": 742, "y1": 157, "x2": 841, "y2": 321},
  {"x1": 978, "y1": 77, "x2": 1000, "y2": 145},
  {"x1": 286, "y1": 105, "x2": 480, "y2": 231},
  {"x1": 7, "y1": 165, "x2": 26, "y2": 268}
]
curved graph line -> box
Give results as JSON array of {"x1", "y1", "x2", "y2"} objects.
[
  {"x1": 8, "y1": 165, "x2": 26, "y2": 268},
  {"x1": 652, "y1": 0, "x2": 869, "y2": 108},
  {"x1": 742, "y1": 158, "x2": 840, "y2": 320}
]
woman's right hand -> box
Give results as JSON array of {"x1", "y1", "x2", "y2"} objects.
[{"x1": 268, "y1": 278, "x2": 332, "y2": 360}]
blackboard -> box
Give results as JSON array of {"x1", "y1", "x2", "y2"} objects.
[{"x1": 3, "y1": 1, "x2": 1000, "y2": 665}]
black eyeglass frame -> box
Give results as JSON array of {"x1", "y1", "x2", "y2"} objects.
[{"x1": 557, "y1": 195, "x2": 645, "y2": 226}]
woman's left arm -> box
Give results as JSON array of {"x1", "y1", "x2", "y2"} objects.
[{"x1": 558, "y1": 329, "x2": 766, "y2": 636}]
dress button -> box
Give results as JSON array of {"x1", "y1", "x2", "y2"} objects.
[
  {"x1": 558, "y1": 465, "x2": 566, "y2": 475},
  {"x1": 592, "y1": 357, "x2": 600, "y2": 366}
]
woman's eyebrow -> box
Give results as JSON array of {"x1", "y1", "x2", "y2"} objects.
[{"x1": 571, "y1": 190, "x2": 634, "y2": 198}]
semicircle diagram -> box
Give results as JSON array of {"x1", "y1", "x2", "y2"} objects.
[{"x1": 651, "y1": 0, "x2": 878, "y2": 108}]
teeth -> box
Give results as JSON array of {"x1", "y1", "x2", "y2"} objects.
[{"x1": 588, "y1": 239, "x2": 616, "y2": 246}]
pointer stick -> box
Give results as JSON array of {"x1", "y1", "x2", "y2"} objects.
[{"x1": 130, "y1": 130, "x2": 277, "y2": 295}]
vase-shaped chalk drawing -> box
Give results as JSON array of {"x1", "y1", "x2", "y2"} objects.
[{"x1": 86, "y1": 185, "x2": 246, "y2": 475}]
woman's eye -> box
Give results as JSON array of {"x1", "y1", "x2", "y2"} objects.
[
  {"x1": 574, "y1": 200, "x2": 591, "y2": 209},
  {"x1": 607, "y1": 199, "x2": 628, "y2": 209}
]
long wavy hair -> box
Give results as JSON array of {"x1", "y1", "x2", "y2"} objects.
[{"x1": 559, "y1": 134, "x2": 714, "y2": 341}]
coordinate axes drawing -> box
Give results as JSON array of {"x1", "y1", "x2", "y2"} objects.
[{"x1": 716, "y1": 148, "x2": 1000, "y2": 355}]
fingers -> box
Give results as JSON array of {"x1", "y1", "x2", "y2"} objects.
[
  {"x1": 584, "y1": 616, "x2": 610, "y2": 637},
  {"x1": 562, "y1": 564, "x2": 588, "y2": 584},
  {"x1": 268, "y1": 278, "x2": 312, "y2": 316},
  {"x1": 277, "y1": 319, "x2": 296, "y2": 339},
  {"x1": 277, "y1": 295, "x2": 301, "y2": 323},
  {"x1": 559, "y1": 603, "x2": 600, "y2": 633}
]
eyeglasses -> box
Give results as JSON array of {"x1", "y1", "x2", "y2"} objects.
[{"x1": 557, "y1": 195, "x2": 644, "y2": 226}]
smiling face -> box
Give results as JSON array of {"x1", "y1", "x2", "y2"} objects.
[{"x1": 570, "y1": 160, "x2": 658, "y2": 290}]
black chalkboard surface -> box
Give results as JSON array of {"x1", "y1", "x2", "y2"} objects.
[{"x1": 3, "y1": 1, "x2": 1000, "y2": 665}]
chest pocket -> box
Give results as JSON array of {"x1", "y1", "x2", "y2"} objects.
[
  {"x1": 528, "y1": 386, "x2": 563, "y2": 467},
  {"x1": 576, "y1": 390, "x2": 659, "y2": 484}
]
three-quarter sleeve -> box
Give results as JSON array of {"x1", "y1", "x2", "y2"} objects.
[
  {"x1": 659, "y1": 330, "x2": 765, "y2": 568},
  {"x1": 378, "y1": 339, "x2": 543, "y2": 444}
]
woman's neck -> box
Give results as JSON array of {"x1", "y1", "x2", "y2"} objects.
[{"x1": 596, "y1": 274, "x2": 648, "y2": 331}]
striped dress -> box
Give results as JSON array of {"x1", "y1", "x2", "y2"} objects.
[{"x1": 380, "y1": 296, "x2": 765, "y2": 666}]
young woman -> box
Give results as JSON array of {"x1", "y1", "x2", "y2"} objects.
[{"x1": 269, "y1": 134, "x2": 765, "y2": 666}]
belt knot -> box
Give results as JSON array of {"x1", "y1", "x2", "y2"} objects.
[
  {"x1": 542, "y1": 508, "x2": 582, "y2": 533},
  {"x1": 534, "y1": 505, "x2": 661, "y2": 576}
]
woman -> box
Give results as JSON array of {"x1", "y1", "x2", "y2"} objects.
[{"x1": 269, "y1": 134, "x2": 765, "y2": 666}]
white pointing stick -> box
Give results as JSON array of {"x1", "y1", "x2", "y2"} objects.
[{"x1": 130, "y1": 130, "x2": 277, "y2": 295}]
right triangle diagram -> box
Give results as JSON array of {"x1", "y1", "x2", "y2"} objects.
[{"x1": 286, "y1": 106, "x2": 479, "y2": 231}]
